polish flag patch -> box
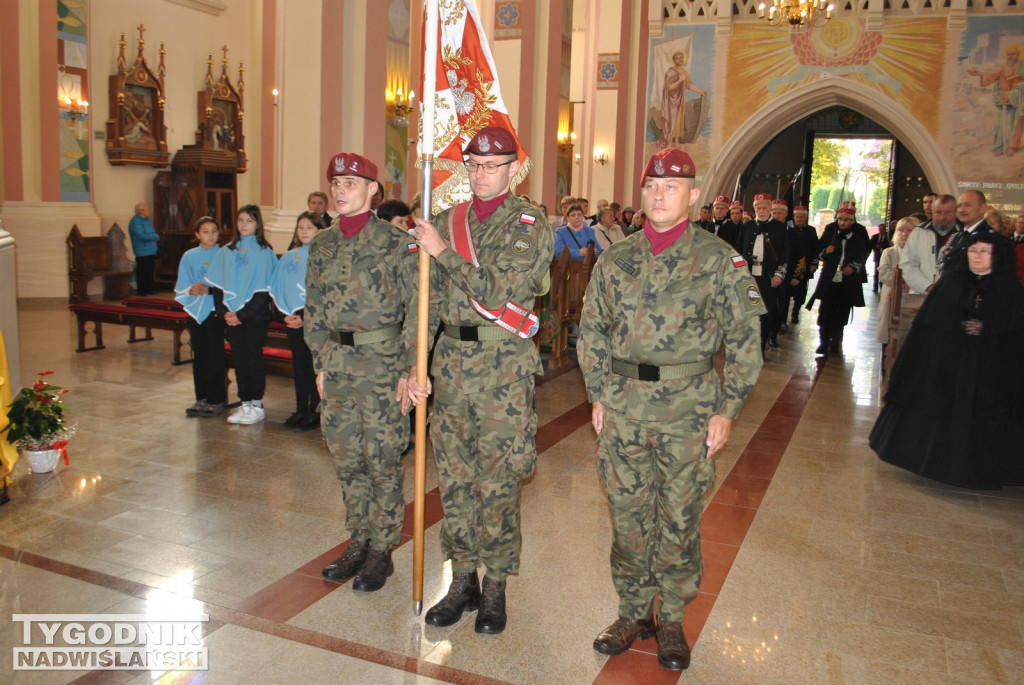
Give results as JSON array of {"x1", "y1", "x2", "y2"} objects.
[
  {"x1": 519, "y1": 214, "x2": 536, "y2": 225},
  {"x1": 731, "y1": 255, "x2": 746, "y2": 268},
  {"x1": 407, "y1": 243, "x2": 419, "y2": 254}
]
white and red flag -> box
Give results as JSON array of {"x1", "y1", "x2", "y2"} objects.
[{"x1": 420, "y1": 0, "x2": 530, "y2": 213}]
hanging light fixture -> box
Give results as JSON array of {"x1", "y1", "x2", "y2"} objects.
[{"x1": 757, "y1": 0, "x2": 834, "y2": 30}]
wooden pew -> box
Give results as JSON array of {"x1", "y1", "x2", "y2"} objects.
[
  {"x1": 66, "y1": 224, "x2": 134, "y2": 303},
  {"x1": 547, "y1": 245, "x2": 596, "y2": 368},
  {"x1": 68, "y1": 302, "x2": 191, "y2": 364}
]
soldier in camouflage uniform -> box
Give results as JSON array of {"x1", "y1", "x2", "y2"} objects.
[
  {"x1": 406, "y1": 125, "x2": 553, "y2": 635},
  {"x1": 305, "y1": 152, "x2": 418, "y2": 593},
  {"x1": 579, "y1": 148, "x2": 764, "y2": 671}
]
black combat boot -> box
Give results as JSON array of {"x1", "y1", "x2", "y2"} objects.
[
  {"x1": 791, "y1": 309, "x2": 800, "y2": 324},
  {"x1": 321, "y1": 539, "x2": 368, "y2": 581},
  {"x1": 352, "y1": 547, "x2": 394, "y2": 592},
  {"x1": 656, "y1": 621, "x2": 691, "y2": 671},
  {"x1": 475, "y1": 576, "x2": 507, "y2": 634},
  {"x1": 425, "y1": 571, "x2": 480, "y2": 627}
]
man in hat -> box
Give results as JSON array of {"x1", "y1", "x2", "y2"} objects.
[
  {"x1": 784, "y1": 206, "x2": 819, "y2": 325},
  {"x1": 406, "y1": 125, "x2": 553, "y2": 635},
  {"x1": 306, "y1": 152, "x2": 419, "y2": 593},
  {"x1": 737, "y1": 193, "x2": 789, "y2": 354},
  {"x1": 708, "y1": 195, "x2": 740, "y2": 249},
  {"x1": 580, "y1": 148, "x2": 764, "y2": 671},
  {"x1": 807, "y1": 201, "x2": 868, "y2": 355}
]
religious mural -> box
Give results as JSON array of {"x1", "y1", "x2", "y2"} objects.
[
  {"x1": 723, "y1": 17, "x2": 946, "y2": 145},
  {"x1": 952, "y1": 17, "x2": 1024, "y2": 213},
  {"x1": 646, "y1": 26, "x2": 714, "y2": 180}
]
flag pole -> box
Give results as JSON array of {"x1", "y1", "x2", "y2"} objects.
[{"x1": 413, "y1": 0, "x2": 439, "y2": 617}]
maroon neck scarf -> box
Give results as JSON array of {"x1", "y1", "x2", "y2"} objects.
[
  {"x1": 644, "y1": 218, "x2": 689, "y2": 256},
  {"x1": 472, "y1": 192, "x2": 508, "y2": 223},
  {"x1": 337, "y1": 211, "x2": 372, "y2": 239}
]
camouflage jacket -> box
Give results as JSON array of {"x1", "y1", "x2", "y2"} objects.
[
  {"x1": 409, "y1": 194, "x2": 553, "y2": 395},
  {"x1": 578, "y1": 227, "x2": 765, "y2": 421},
  {"x1": 304, "y1": 215, "x2": 418, "y2": 381}
]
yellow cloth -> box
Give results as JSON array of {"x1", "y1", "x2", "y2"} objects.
[{"x1": 0, "y1": 331, "x2": 20, "y2": 473}]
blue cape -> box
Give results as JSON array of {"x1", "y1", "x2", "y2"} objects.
[
  {"x1": 203, "y1": 235, "x2": 278, "y2": 312},
  {"x1": 269, "y1": 244, "x2": 309, "y2": 315},
  {"x1": 175, "y1": 244, "x2": 221, "y2": 322}
]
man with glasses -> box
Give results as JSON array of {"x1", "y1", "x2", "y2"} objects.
[{"x1": 407, "y1": 125, "x2": 553, "y2": 635}]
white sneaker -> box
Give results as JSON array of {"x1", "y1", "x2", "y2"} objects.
[
  {"x1": 237, "y1": 405, "x2": 265, "y2": 424},
  {"x1": 227, "y1": 404, "x2": 251, "y2": 424}
]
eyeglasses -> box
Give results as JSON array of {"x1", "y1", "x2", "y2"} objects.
[
  {"x1": 465, "y1": 160, "x2": 513, "y2": 174},
  {"x1": 967, "y1": 245, "x2": 993, "y2": 255}
]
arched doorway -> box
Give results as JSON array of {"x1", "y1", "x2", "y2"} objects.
[{"x1": 700, "y1": 78, "x2": 955, "y2": 200}]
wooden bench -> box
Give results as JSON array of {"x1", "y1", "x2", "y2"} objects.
[
  {"x1": 123, "y1": 296, "x2": 183, "y2": 311},
  {"x1": 547, "y1": 245, "x2": 596, "y2": 368},
  {"x1": 69, "y1": 303, "x2": 191, "y2": 365},
  {"x1": 67, "y1": 224, "x2": 134, "y2": 303}
]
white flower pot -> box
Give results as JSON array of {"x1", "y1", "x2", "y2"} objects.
[{"x1": 25, "y1": 448, "x2": 61, "y2": 474}]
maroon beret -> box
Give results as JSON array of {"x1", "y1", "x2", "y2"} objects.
[
  {"x1": 325, "y1": 152, "x2": 378, "y2": 183},
  {"x1": 639, "y1": 148, "x2": 696, "y2": 186},
  {"x1": 464, "y1": 126, "x2": 517, "y2": 157}
]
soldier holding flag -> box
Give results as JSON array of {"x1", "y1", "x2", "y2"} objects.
[{"x1": 406, "y1": 125, "x2": 553, "y2": 635}]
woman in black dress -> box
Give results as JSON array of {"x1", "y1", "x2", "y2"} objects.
[{"x1": 869, "y1": 231, "x2": 1024, "y2": 489}]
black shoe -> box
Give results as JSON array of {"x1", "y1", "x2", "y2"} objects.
[
  {"x1": 475, "y1": 576, "x2": 507, "y2": 634},
  {"x1": 767, "y1": 335, "x2": 779, "y2": 348},
  {"x1": 292, "y1": 412, "x2": 320, "y2": 433},
  {"x1": 656, "y1": 621, "x2": 691, "y2": 671},
  {"x1": 779, "y1": 323, "x2": 788, "y2": 333},
  {"x1": 593, "y1": 617, "x2": 656, "y2": 655},
  {"x1": 280, "y1": 412, "x2": 303, "y2": 430},
  {"x1": 425, "y1": 571, "x2": 480, "y2": 627},
  {"x1": 352, "y1": 547, "x2": 393, "y2": 592},
  {"x1": 791, "y1": 313, "x2": 800, "y2": 324},
  {"x1": 322, "y1": 540, "x2": 368, "y2": 581}
]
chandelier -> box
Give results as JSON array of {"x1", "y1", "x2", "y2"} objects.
[{"x1": 758, "y1": 0, "x2": 834, "y2": 30}]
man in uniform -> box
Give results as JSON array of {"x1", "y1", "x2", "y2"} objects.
[
  {"x1": 806, "y1": 202, "x2": 868, "y2": 355},
  {"x1": 580, "y1": 148, "x2": 764, "y2": 671},
  {"x1": 707, "y1": 195, "x2": 740, "y2": 248},
  {"x1": 738, "y1": 193, "x2": 789, "y2": 354},
  {"x1": 407, "y1": 125, "x2": 553, "y2": 635},
  {"x1": 783, "y1": 206, "x2": 819, "y2": 325},
  {"x1": 305, "y1": 152, "x2": 418, "y2": 593}
]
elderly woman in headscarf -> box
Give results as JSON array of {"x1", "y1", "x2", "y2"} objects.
[
  {"x1": 870, "y1": 231, "x2": 1024, "y2": 489},
  {"x1": 876, "y1": 217, "x2": 919, "y2": 361}
]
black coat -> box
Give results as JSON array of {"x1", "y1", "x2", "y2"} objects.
[
  {"x1": 738, "y1": 219, "x2": 789, "y2": 284},
  {"x1": 708, "y1": 218, "x2": 741, "y2": 250},
  {"x1": 870, "y1": 243, "x2": 1024, "y2": 489},
  {"x1": 809, "y1": 224, "x2": 869, "y2": 307}
]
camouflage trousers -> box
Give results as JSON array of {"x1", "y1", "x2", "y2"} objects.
[
  {"x1": 597, "y1": 407, "x2": 716, "y2": 623},
  {"x1": 321, "y1": 373, "x2": 408, "y2": 549},
  {"x1": 431, "y1": 377, "x2": 538, "y2": 580}
]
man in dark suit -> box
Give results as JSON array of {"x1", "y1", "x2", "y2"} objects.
[
  {"x1": 706, "y1": 195, "x2": 740, "y2": 248},
  {"x1": 308, "y1": 191, "x2": 333, "y2": 226},
  {"x1": 738, "y1": 193, "x2": 789, "y2": 356},
  {"x1": 784, "y1": 206, "x2": 819, "y2": 325}
]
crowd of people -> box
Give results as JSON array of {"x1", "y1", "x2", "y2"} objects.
[{"x1": 152, "y1": 132, "x2": 1024, "y2": 671}]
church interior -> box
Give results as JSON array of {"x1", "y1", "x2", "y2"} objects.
[{"x1": 2, "y1": 0, "x2": 1024, "y2": 683}]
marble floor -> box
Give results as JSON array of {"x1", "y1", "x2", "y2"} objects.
[{"x1": 1, "y1": 293, "x2": 1022, "y2": 684}]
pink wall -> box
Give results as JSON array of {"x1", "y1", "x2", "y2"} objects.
[{"x1": 1, "y1": 0, "x2": 24, "y2": 201}]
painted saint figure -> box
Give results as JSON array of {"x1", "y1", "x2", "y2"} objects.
[
  {"x1": 659, "y1": 51, "x2": 706, "y2": 147},
  {"x1": 966, "y1": 44, "x2": 1024, "y2": 157}
]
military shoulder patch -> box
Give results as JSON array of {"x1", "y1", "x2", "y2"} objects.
[
  {"x1": 731, "y1": 254, "x2": 746, "y2": 268},
  {"x1": 745, "y1": 285, "x2": 761, "y2": 305},
  {"x1": 519, "y1": 213, "x2": 536, "y2": 226},
  {"x1": 318, "y1": 245, "x2": 335, "y2": 259},
  {"x1": 511, "y1": 236, "x2": 532, "y2": 253},
  {"x1": 407, "y1": 243, "x2": 419, "y2": 254}
]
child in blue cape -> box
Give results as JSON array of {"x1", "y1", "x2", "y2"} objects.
[
  {"x1": 175, "y1": 216, "x2": 226, "y2": 417},
  {"x1": 204, "y1": 205, "x2": 278, "y2": 424},
  {"x1": 269, "y1": 211, "x2": 327, "y2": 431}
]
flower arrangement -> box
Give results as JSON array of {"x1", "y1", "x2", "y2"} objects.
[{"x1": 2, "y1": 371, "x2": 78, "y2": 453}]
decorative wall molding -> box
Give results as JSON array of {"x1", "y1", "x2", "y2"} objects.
[{"x1": 659, "y1": 0, "x2": 1023, "y2": 24}]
